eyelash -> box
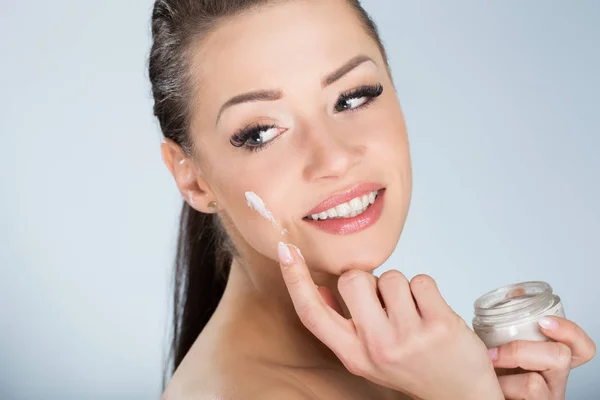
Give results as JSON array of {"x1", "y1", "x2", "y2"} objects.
[
  {"x1": 230, "y1": 122, "x2": 279, "y2": 153},
  {"x1": 230, "y1": 83, "x2": 384, "y2": 152},
  {"x1": 335, "y1": 83, "x2": 383, "y2": 113}
]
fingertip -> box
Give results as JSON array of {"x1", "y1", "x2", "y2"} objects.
[
  {"x1": 538, "y1": 316, "x2": 559, "y2": 330},
  {"x1": 278, "y1": 241, "x2": 293, "y2": 265},
  {"x1": 338, "y1": 269, "x2": 364, "y2": 283},
  {"x1": 409, "y1": 274, "x2": 435, "y2": 288}
]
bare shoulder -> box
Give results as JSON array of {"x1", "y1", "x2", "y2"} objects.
[
  {"x1": 162, "y1": 382, "x2": 315, "y2": 400},
  {"x1": 246, "y1": 385, "x2": 318, "y2": 399},
  {"x1": 161, "y1": 357, "x2": 318, "y2": 400}
]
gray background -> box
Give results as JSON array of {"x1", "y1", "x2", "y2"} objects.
[{"x1": 1, "y1": 1, "x2": 598, "y2": 399}]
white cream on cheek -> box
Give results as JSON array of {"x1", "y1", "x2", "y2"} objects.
[
  {"x1": 245, "y1": 191, "x2": 289, "y2": 235},
  {"x1": 245, "y1": 191, "x2": 276, "y2": 224}
]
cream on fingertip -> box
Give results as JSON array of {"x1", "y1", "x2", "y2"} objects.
[{"x1": 278, "y1": 242, "x2": 293, "y2": 265}]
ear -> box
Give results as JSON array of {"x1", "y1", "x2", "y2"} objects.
[{"x1": 160, "y1": 138, "x2": 217, "y2": 214}]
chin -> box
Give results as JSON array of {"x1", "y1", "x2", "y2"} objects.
[
  {"x1": 326, "y1": 239, "x2": 397, "y2": 275},
  {"x1": 304, "y1": 219, "x2": 404, "y2": 276}
]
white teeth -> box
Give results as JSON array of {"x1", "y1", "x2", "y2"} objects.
[
  {"x1": 350, "y1": 198, "x2": 363, "y2": 210},
  {"x1": 335, "y1": 203, "x2": 351, "y2": 217},
  {"x1": 308, "y1": 190, "x2": 379, "y2": 221},
  {"x1": 361, "y1": 194, "x2": 369, "y2": 208},
  {"x1": 368, "y1": 191, "x2": 376, "y2": 204}
]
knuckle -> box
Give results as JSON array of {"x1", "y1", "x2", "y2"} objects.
[
  {"x1": 582, "y1": 335, "x2": 597, "y2": 364},
  {"x1": 503, "y1": 340, "x2": 521, "y2": 362},
  {"x1": 429, "y1": 312, "x2": 462, "y2": 334},
  {"x1": 297, "y1": 305, "x2": 317, "y2": 331},
  {"x1": 282, "y1": 270, "x2": 303, "y2": 287},
  {"x1": 553, "y1": 342, "x2": 572, "y2": 369},
  {"x1": 341, "y1": 355, "x2": 364, "y2": 376},
  {"x1": 366, "y1": 337, "x2": 393, "y2": 365},
  {"x1": 427, "y1": 317, "x2": 451, "y2": 336},
  {"x1": 525, "y1": 372, "x2": 545, "y2": 395}
]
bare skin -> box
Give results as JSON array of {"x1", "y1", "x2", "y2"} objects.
[
  {"x1": 163, "y1": 261, "x2": 408, "y2": 400},
  {"x1": 159, "y1": 1, "x2": 595, "y2": 399},
  {"x1": 161, "y1": 1, "x2": 412, "y2": 397}
]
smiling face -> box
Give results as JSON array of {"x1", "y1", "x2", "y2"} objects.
[{"x1": 171, "y1": 0, "x2": 412, "y2": 274}]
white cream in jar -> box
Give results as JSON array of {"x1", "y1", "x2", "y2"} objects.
[{"x1": 472, "y1": 281, "x2": 565, "y2": 348}]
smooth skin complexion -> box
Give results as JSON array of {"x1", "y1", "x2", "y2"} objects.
[{"x1": 158, "y1": 1, "x2": 596, "y2": 398}]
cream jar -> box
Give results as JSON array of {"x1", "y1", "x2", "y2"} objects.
[{"x1": 472, "y1": 281, "x2": 565, "y2": 348}]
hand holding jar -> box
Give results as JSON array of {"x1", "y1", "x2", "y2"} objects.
[{"x1": 473, "y1": 282, "x2": 596, "y2": 399}]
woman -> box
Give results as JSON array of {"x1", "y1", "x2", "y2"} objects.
[{"x1": 149, "y1": 0, "x2": 596, "y2": 398}]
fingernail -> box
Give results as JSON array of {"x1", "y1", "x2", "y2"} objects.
[
  {"x1": 488, "y1": 348, "x2": 498, "y2": 361},
  {"x1": 278, "y1": 242, "x2": 293, "y2": 265},
  {"x1": 538, "y1": 316, "x2": 559, "y2": 330},
  {"x1": 290, "y1": 244, "x2": 304, "y2": 261}
]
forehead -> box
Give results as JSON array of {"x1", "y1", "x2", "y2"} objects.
[{"x1": 189, "y1": 0, "x2": 382, "y2": 113}]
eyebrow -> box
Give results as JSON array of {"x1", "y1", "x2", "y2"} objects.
[
  {"x1": 215, "y1": 54, "x2": 375, "y2": 125},
  {"x1": 322, "y1": 54, "x2": 374, "y2": 87}
]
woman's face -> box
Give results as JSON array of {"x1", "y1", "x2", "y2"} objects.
[{"x1": 187, "y1": 0, "x2": 411, "y2": 274}]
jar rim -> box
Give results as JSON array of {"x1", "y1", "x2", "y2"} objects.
[{"x1": 474, "y1": 281, "x2": 553, "y2": 320}]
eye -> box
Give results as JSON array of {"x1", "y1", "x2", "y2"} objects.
[
  {"x1": 335, "y1": 83, "x2": 383, "y2": 113},
  {"x1": 230, "y1": 123, "x2": 285, "y2": 152},
  {"x1": 246, "y1": 126, "x2": 279, "y2": 146}
]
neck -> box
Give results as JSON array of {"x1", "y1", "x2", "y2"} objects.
[
  {"x1": 210, "y1": 252, "x2": 409, "y2": 400},
  {"x1": 216, "y1": 250, "x2": 351, "y2": 370}
]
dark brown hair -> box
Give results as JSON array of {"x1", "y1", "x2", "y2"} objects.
[{"x1": 148, "y1": 0, "x2": 389, "y2": 378}]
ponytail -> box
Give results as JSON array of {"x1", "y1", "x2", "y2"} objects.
[{"x1": 169, "y1": 202, "x2": 231, "y2": 373}]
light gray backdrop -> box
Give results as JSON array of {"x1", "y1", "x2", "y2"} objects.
[{"x1": 1, "y1": 1, "x2": 598, "y2": 399}]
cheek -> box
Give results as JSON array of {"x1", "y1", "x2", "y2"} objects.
[
  {"x1": 367, "y1": 107, "x2": 410, "y2": 169},
  {"x1": 205, "y1": 156, "x2": 295, "y2": 257}
]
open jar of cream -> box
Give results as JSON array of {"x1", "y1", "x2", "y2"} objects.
[{"x1": 472, "y1": 281, "x2": 565, "y2": 348}]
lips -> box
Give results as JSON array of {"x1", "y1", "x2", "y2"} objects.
[
  {"x1": 303, "y1": 187, "x2": 386, "y2": 235},
  {"x1": 304, "y1": 182, "x2": 385, "y2": 217}
]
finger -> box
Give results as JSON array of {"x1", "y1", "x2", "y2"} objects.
[
  {"x1": 492, "y1": 340, "x2": 571, "y2": 396},
  {"x1": 317, "y1": 285, "x2": 344, "y2": 316},
  {"x1": 408, "y1": 274, "x2": 452, "y2": 320},
  {"x1": 377, "y1": 269, "x2": 420, "y2": 329},
  {"x1": 278, "y1": 242, "x2": 355, "y2": 351},
  {"x1": 338, "y1": 269, "x2": 389, "y2": 342},
  {"x1": 492, "y1": 341, "x2": 572, "y2": 372},
  {"x1": 538, "y1": 316, "x2": 597, "y2": 368},
  {"x1": 498, "y1": 372, "x2": 550, "y2": 400}
]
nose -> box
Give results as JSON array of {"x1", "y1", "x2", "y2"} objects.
[{"x1": 301, "y1": 119, "x2": 364, "y2": 182}]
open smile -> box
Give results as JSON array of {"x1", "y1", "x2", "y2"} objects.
[{"x1": 302, "y1": 183, "x2": 386, "y2": 235}]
